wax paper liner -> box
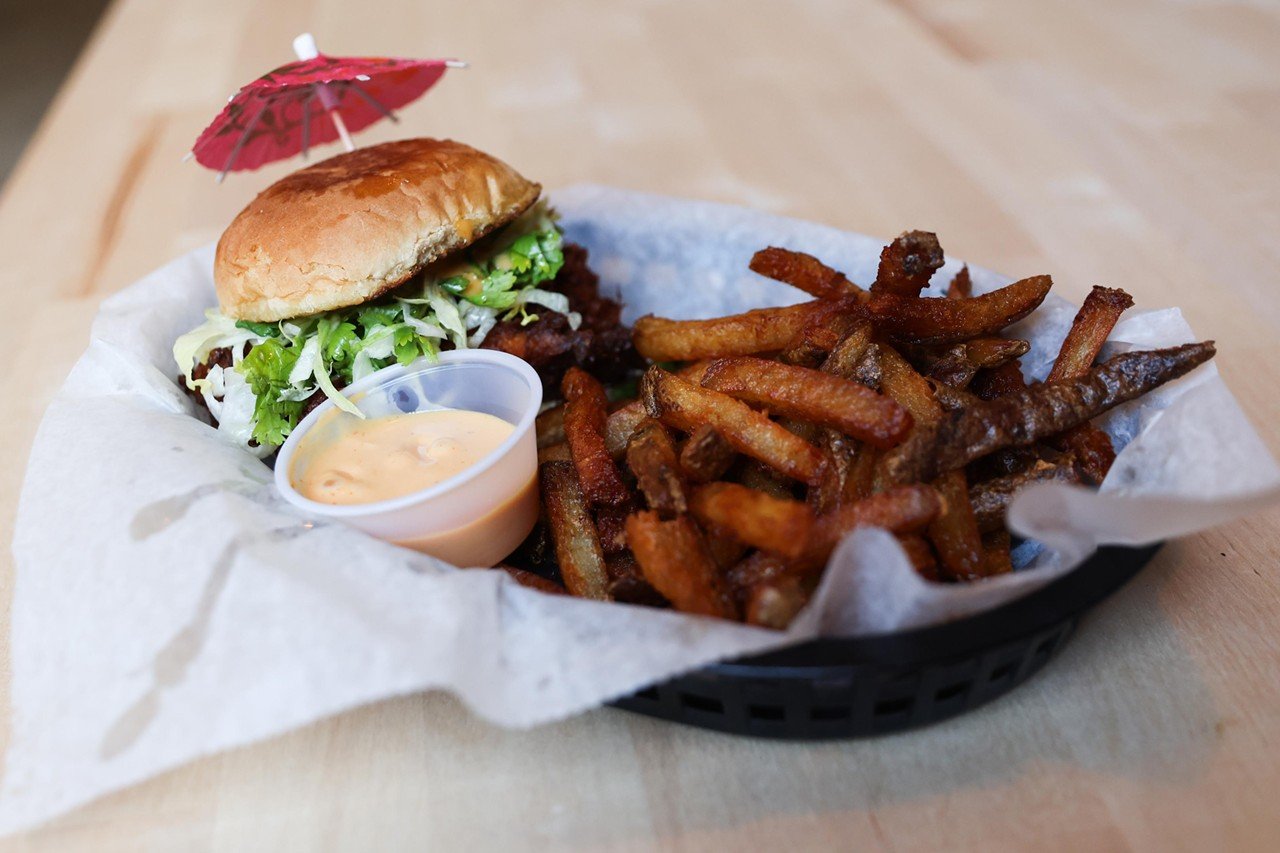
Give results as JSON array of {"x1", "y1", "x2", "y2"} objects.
[{"x1": 5, "y1": 186, "x2": 1277, "y2": 831}]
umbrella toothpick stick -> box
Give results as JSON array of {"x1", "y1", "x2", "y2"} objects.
[
  {"x1": 327, "y1": 108, "x2": 355, "y2": 153},
  {"x1": 294, "y1": 33, "x2": 355, "y2": 152}
]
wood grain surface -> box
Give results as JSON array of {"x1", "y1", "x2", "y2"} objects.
[{"x1": 2, "y1": 0, "x2": 1278, "y2": 849}]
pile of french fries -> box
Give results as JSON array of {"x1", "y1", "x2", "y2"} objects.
[{"x1": 512, "y1": 232, "x2": 1215, "y2": 629}]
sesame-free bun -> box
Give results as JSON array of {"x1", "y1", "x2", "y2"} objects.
[{"x1": 214, "y1": 138, "x2": 541, "y2": 321}]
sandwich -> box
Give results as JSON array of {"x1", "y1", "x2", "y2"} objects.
[{"x1": 174, "y1": 138, "x2": 634, "y2": 456}]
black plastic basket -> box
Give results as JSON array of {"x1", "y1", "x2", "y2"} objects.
[{"x1": 611, "y1": 543, "x2": 1160, "y2": 739}]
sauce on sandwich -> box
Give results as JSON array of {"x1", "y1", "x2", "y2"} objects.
[{"x1": 293, "y1": 409, "x2": 514, "y2": 505}]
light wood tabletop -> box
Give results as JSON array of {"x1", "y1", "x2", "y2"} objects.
[{"x1": 3, "y1": 0, "x2": 1279, "y2": 849}]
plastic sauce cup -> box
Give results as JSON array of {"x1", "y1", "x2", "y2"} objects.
[{"x1": 275, "y1": 349, "x2": 543, "y2": 567}]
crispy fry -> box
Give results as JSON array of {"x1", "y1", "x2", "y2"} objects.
[
  {"x1": 633, "y1": 300, "x2": 832, "y2": 361},
  {"x1": 877, "y1": 345, "x2": 940, "y2": 422},
  {"x1": 562, "y1": 368, "x2": 630, "y2": 506},
  {"x1": 701, "y1": 521, "x2": 750, "y2": 572},
  {"x1": 897, "y1": 535, "x2": 940, "y2": 580},
  {"x1": 626, "y1": 419, "x2": 688, "y2": 518},
  {"x1": 496, "y1": 566, "x2": 570, "y2": 595},
  {"x1": 594, "y1": 504, "x2": 632, "y2": 554},
  {"x1": 780, "y1": 302, "x2": 866, "y2": 367},
  {"x1": 641, "y1": 366, "x2": 826, "y2": 482},
  {"x1": 790, "y1": 485, "x2": 944, "y2": 577},
  {"x1": 1056, "y1": 425, "x2": 1116, "y2": 486},
  {"x1": 679, "y1": 424, "x2": 737, "y2": 483},
  {"x1": 971, "y1": 359, "x2": 1026, "y2": 400},
  {"x1": 605, "y1": 551, "x2": 667, "y2": 606},
  {"x1": 981, "y1": 530, "x2": 1014, "y2": 576},
  {"x1": 869, "y1": 275, "x2": 1052, "y2": 345},
  {"x1": 929, "y1": 469, "x2": 986, "y2": 580},
  {"x1": 877, "y1": 346, "x2": 985, "y2": 579},
  {"x1": 726, "y1": 551, "x2": 787, "y2": 604},
  {"x1": 1044, "y1": 286, "x2": 1133, "y2": 484},
  {"x1": 538, "y1": 442, "x2": 572, "y2": 464},
  {"x1": 539, "y1": 461, "x2": 610, "y2": 600},
  {"x1": 746, "y1": 575, "x2": 811, "y2": 629},
  {"x1": 882, "y1": 342, "x2": 1217, "y2": 485},
  {"x1": 690, "y1": 482, "x2": 816, "y2": 559},
  {"x1": 1047, "y1": 286, "x2": 1135, "y2": 383},
  {"x1": 872, "y1": 230, "x2": 945, "y2": 298},
  {"x1": 625, "y1": 511, "x2": 737, "y2": 619},
  {"x1": 701, "y1": 357, "x2": 912, "y2": 449},
  {"x1": 749, "y1": 246, "x2": 867, "y2": 301},
  {"x1": 604, "y1": 400, "x2": 648, "y2": 458},
  {"x1": 819, "y1": 322, "x2": 875, "y2": 379},
  {"x1": 809, "y1": 430, "x2": 858, "y2": 514},
  {"x1": 739, "y1": 459, "x2": 797, "y2": 499},
  {"x1": 946, "y1": 264, "x2": 972, "y2": 299},
  {"x1": 970, "y1": 460, "x2": 1081, "y2": 532},
  {"x1": 536, "y1": 404, "x2": 565, "y2": 449},
  {"x1": 926, "y1": 339, "x2": 1031, "y2": 388}
]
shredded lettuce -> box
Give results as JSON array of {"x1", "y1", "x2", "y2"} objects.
[{"x1": 174, "y1": 200, "x2": 567, "y2": 452}]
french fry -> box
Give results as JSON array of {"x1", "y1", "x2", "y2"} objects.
[
  {"x1": 1047, "y1": 286, "x2": 1135, "y2": 383},
  {"x1": 679, "y1": 424, "x2": 736, "y2": 483},
  {"x1": 539, "y1": 461, "x2": 610, "y2": 600},
  {"x1": 626, "y1": 419, "x2": 688, "y2": 518},
  {"x1": 604, "y1": 400, "x2": 647, "y2": 458},
  {"x1": 809, "y1": 430, "x2": 858, "y2": 514},
  {"x1": 633, "y1": 300, "x2": 832, "y2": 361},
  {"x1": 745, "y1": 575, "x2": 811, "y2": 629},
  {"x1": 897, "y1": 535, "x2": 941, "y2": 581},
  {"x1": 726, "y1": 551, "x2": 788, "y2": 609},
  {"x1": 971, "y1": 358, "x2": 1026, "y2": 400},
  {"x1": 970, "y1": 460, "x2": 1081, "y2": 532},
  {"x1": 535, "y1": 404, "x2": 565, "y2": 449},
  {"x1": 881, "y1": 342, "x2": 1217, "y2": 485},
  {"x1": 946, "y1": 264, "x2": 972, "y2": 299},
  {"x1": 689, "y1": 482, "x2": 816, "y2": 559},
  {"x1": 981, "y1": 530, "x2": 1014, "y2": 576},
  {"x1": 700, "y1": 521, "x2": 750, "y2": 572},
  {"x1": 819, "y1": 322, "x2": 874, "y2": 380},
  {"x1": 925, "y1": 338, "x2": 1031, "y2": 388},
  {"x1": 780, "y1": 302, "x2": 866, "y2": 367},
  {"x1": 872, "y1": 230, "x2": 945, "y2": 298},
  {"x1": 877, "y1": 346, "x2": 984, "y2": 580},
  {"x1": 701, "y1": 357, "x2": 913, "y2": 449},
  {"x1": 868, "y1": 275, "x2": 1052, "y2": 345},
  {"x1": 562, "y1": 367, "x2": 630, "y2": 506},
  {"x1": 928, "y1": 469, "x2": 986, "y2": 580},
  {"x1": 605, "y1": 551, "x2": 667, "y2": 605},
  {"x1": 1045, "y1": 286, "x2": 1134, "y2": 484},
  {"x1": 625, "y1": 511, "x2": 737, "y2": 619},
  {"x1": 496, "y1": 566, "x2": 570, "y2": 596},
  {"x1": 877, "y1": 345, "x2": 940, "y2": 422},
  {"x1": 739, "y1": 459, "x2": 797, "y2": 499},
  {"x1": 790, "y1": 484, "x2": 944, "y2": 577},
  {"x1": 593, "y1": 504, "x2": 632, "y2": 554},
  {"x1": 641, "y1": 366, "x2": 826, "y2": 482},
  {"x1": 538, "y1": 442, "x2": 572, "y2": 464},
  {"x1": 749, "y1": 246, "x2": 867, "y2": 301}
]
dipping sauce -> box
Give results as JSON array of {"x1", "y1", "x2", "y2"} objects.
[
  {"x1": 395, "y1": 474, "x2": 539, "y2": 567},
  {"x1": 293, "y1": 409, "x2": 515, "y2": 506}
]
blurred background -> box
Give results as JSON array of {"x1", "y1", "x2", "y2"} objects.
[{"x1": 0, "y1": 0, "x2": 111, "y2": 184}]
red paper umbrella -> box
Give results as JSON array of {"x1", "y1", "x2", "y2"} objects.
[{"x1": 190, "y1": 34, "x2": 465, "y2": 180}]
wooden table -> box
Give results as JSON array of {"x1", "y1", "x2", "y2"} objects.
[{"x1": 3, "y1": 0, "x2": 1278, "y2": 849}]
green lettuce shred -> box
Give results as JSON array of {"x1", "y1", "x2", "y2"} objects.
[{"x1": 174, "y1": 200, "x2": 575, "y2": 452}]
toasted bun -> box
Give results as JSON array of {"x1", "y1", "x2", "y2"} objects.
[{"x1": 214, "y1": 138, "x2": 541, "y2": 321}]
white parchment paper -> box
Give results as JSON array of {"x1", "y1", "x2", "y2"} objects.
[{"x1": 5, "y1": 185, "x2": 1278, "y2": 831}]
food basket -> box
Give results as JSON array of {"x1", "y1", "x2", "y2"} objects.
[{"x1": 610, "y1": 543, "x2": 1160, "y2": 738}]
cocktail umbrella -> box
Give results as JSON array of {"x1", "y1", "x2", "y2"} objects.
[{"x1": 189, "y1": 33, "x2": 465, "y2": 181}]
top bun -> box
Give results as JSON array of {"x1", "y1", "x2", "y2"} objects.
[{"x1": 214, "y1": 138, "x2": 541, "y2": 321}]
